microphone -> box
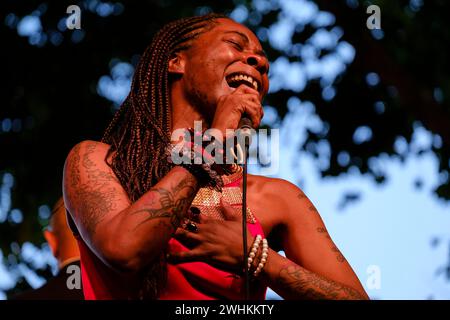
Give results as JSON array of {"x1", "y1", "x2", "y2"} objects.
[
  {"x1": 237, "y1": 116, "x2": 253, "y2": 146},
  {"x1": 237, "y1": 116, "x2": 252, "y2": 300},
  {"x1": 238, "y1": 116, "x2": 253, "y2": 130}
]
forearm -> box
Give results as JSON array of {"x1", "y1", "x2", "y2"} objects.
[
  {"x1": 100, "y1": 166, "x2": 199, "y2": 272},
  {"x1": 260, "y1": 248, "x2": 369, "y2": 300}
]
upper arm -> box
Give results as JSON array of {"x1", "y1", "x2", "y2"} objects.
[
  {"x1": 276, "y1": 180, "x2": 367, "y2": 296},
  {"x1": 62, "y1": 140, "x2": 131, "y2": 256}
]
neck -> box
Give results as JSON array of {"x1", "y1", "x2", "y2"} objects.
[
  {"x1": 57, "y1": 243, "x2": 80, "y2": 270},
  {"x1": 59, "y1": 256, "x2": 80, "y2": 270},
  {"x1": 170, "y1": 85, "x2": 209, "y2": 133},
  {"x1": 172, "y1": 104, "x2": 208, "y2": 131}
]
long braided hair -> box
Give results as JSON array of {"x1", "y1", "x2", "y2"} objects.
[{"x1": 101, "y1": 13, "x2": 228, "y2": 299}]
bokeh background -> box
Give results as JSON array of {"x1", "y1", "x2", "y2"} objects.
[{"x1": 1, "y1": 0, "x2": 449, "y2": 299}]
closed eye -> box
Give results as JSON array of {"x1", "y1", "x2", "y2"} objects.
[{"x1": 226, "y1": 39, "x2": 244, "y2": 51}]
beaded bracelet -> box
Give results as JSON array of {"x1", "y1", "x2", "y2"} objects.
[
  {"x1": 253, "y1": 238, "x2": 269, "y2": 277},
  {"x1": 247, "y1": 235, "x2": 262, "y2": 270},
  {"x1": 166, "y1": 139, "x2": 224, "y2": 191}
]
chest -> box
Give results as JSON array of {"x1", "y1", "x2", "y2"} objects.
[{"x1": 191, "y1": 182, "x2": 284, "y2": 250}]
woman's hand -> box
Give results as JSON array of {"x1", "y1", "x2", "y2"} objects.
[{"x1": 167, "y1": 199, "x2": 255, "y2": 274}]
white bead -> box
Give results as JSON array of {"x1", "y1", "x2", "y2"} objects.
[
  {"x1": 249, "y1": 252, "x2": 255, "y2": 258},
  {"x1": 258, "y1": 263, "x2": 264, "y2": 268},
  {"x1": 260, "y1": 258, "x2": 267, "y2": 263},
  {"x1": 262, "y1": 253, "x2": 268, "y2": 259}
]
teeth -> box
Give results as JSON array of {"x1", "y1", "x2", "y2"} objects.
[{"x1": 228, "y1": 73, "x2": 259, "y2": 91}]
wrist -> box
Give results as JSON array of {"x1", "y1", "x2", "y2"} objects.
[
  {"x1": 246, "y1": 235, "x2": 269, "y2": 279},
  {"x1": 166, "y1": 131, "x2": 225, "y2": 191}
]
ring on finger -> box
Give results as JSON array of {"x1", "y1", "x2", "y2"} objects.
[{"x1": 185, "y1": 221, "x2": 198, "y2": 233}]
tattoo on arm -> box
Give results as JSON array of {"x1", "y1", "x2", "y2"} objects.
[
  {"x1": 130, "y1": 175, "x2": 197, "y2": 230},
  {"x1": 275, "y1": 263, "x2": 365, "y2": 300},
  {"x1": 297, "y1": 190, "x2": 306, "y2": 199},
  {"x1": 317, "y1": 227, "x2": 346, "y2": 263},
  {"x1": 308, "y1": 204, "x2": 319, "y2": 214},
  {"x1": 65, "y1": 142, "x2": 120, "y2": 236},
  {"x1": 66, "y1": 142, "x2": 198, "y2": 237}
]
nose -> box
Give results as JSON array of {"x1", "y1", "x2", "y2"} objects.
[{"x1": 246, "y1": 53, "x2": 269, "y2": 75}]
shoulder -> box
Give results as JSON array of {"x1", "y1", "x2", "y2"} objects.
[
  {"x1": 65, "y1": 140, "x2": 111, "y2": 163},
  {"x1": 64, "y1": 140, "x2": 113, "y2": 173},
  {"x1": 63, "y1": 140, "x2": 128, "y2": 230},
  {"x1": 248, "y1": 175, "x2": 312, "y2": 222},
  {"x1": 63, "y1": 140, "x2": 118, "y2": 204},
  {"x1": 248, "y1": 174, "x2": 304, "y2": 199}
]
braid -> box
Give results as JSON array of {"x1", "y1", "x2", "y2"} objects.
[{"x1": 101, "y1": 13, "x2": 228, "y2": 299}]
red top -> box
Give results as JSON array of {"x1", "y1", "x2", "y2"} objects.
[{"x1": 76, "y1": 177, "x2": 267, "y2": 300}]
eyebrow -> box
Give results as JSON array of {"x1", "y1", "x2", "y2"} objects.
[{"x1": 223, "y1": 30, "x2": 268, "y2": 59}]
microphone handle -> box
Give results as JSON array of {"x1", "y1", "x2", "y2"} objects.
[{"x1": 238, "y1": 116, "x2": 253, "y2": 130}]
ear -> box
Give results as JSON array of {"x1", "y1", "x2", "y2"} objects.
[
  {"x1": 168, "y1": 52, "x2": 186, "y2": 76},
  {"x1": 44, "y1": 230, "x2": 59, "y2": 258}
]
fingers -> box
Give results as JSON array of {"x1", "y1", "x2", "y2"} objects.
[
  {"x1": 213, "y1": 84, "x2": 263, "y2": 133},
  {"x1": 232, "y1": 99, "x2": 262, "y2": 128},
  {"x1": 167, "y1": 249, "x2": 203, "y2": 264},
  {"x1": 175, "y1": 226, "x2": 201, "y2": 239},
  {"x1": 187, "y1": 206, "x2": 201, "y2": 223},
  {"x1": 245, "y1": 101, "x2": 263, "y2": 128},
  {"x1": 233, "y1": 86, "x2": 263, "y2": 128},
  {"x1": 188, "y1": 206, "x2": 211, "y2": 223},
  {"x1": 234, "y1": 84, "x2": 260, "y2": 97},
  {"x1": 173, "y1": 227, "x2": 201, "y2": 248},
  {"x1": 220, "y1": 198, "x2": 241, "y2": 221}
]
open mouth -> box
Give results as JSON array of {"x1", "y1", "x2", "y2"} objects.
[{"x1": 226, "y1": 72, "x2": 260, "y2": 92}]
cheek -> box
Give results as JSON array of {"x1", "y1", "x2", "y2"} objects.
[{"x1": 262, "y1": 76, "x2": 270, "y2": 96}]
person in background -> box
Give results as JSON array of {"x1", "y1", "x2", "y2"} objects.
[{"x1": 12, "y1": 197, "x2": 83, "y2": 300}]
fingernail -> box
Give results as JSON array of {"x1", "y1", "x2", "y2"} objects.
[{"x1": 190, "y1": 206, "x2": 201, "y2": 215}]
